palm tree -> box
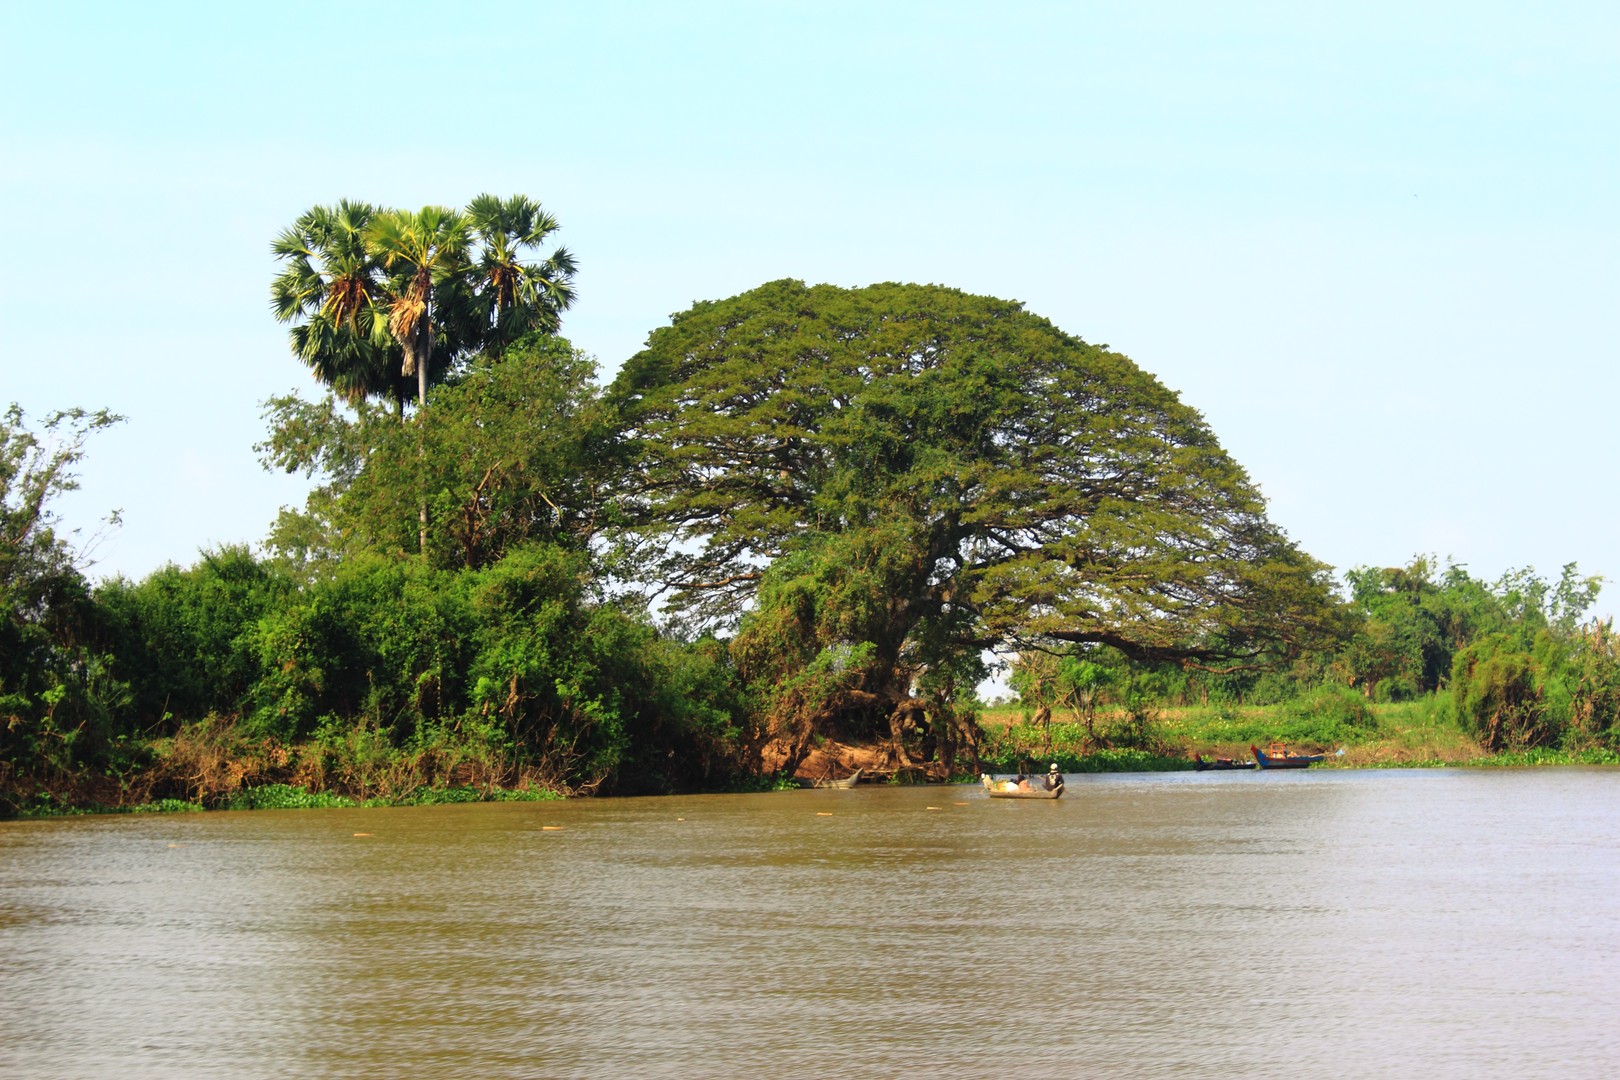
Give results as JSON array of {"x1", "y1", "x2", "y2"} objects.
[
  {"x1": 364, "y1": 206, "x2": 472, "y2": 410},
  {"x1": 363, "y1": 207, "x2": 473, "y2": 555},
  {"x1": 459, "y1": 193, "x2": 579, "y2": 357},
  {"x1": 270, "y1": 201, "x2": 411, "y2": 414}
]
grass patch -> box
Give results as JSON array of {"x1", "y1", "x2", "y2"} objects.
[{"x1": 977, "y1": 692, "x2": 1525, "y2": 770}]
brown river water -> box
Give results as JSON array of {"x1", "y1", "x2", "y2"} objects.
[{"x1": 2, "y1": 768, "x2": 1617, "y2": 1079}]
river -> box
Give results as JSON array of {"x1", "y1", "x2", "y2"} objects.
[{"x1": 2, "y1": 768, "x2": 1617, "y2": 1078}]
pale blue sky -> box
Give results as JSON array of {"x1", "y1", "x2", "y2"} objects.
[{"x1": 4, "y1": 1, "x2": 1617, "y2": 612}]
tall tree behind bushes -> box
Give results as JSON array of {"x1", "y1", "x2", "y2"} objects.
[
  {"x1": 1339, "y1": 557, "x2": 1505, "y2": 700},
  {"x1": 260, "y1": 336, "x2": 619, "y2": 570}
]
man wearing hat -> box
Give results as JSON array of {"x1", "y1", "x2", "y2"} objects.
[{"x1": 1043, "y1": 763, "x2": 1065, "y2": 794}]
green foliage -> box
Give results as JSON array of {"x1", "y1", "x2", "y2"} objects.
[
  {"x1": 132, "y1": 798, "x2": 204, "y2": 813},
  {"x1": 1466, "y1": 746, "x2": 1620, "y2": 767},
  {"x1": 1563, "y1": 621, "x2": 1620, "y2": 746},
  {"x1": 1451, "y1": 635, "x2": 1551, "y2": 751},
  {"x1": 1339, "y1": 556, "x2": 1604, "y2": 703},
  {"x1": 97, "y1": 546, "x2": 293, "y2": 732},
  {"x1": 0, "y1": 403, "x2": 127, "y2": 797},
  {"x1": 981, "y1": 738, "x2": 1184, "y2": 773},
  {"x1": 1285, "y1": 683, "x2": 1376, "y2": 731},
  {"x1": 260, "y1": 338, "x2": 617, "y2": 572},
  {"x1": 244, "y1": 552, "x2": 477, "y2": 742},
  {"x1": 225, "y1": 784, "x2": 356, "y2": 811},
  {"x1": 614, "y1": 280, "x2": 1342, "y2": 752},
  {"x1": 464, "y1": 543, "x2": 627, "y2": 783},
  {"x1": 354, "y1": 339, "x2": 618, "y2": 568},
  {"x1": 270, "y1": 194, "x2": 577, "y2": 412},
  {"x1": 392, "y1": 785, "x2": 564, "y2": 805},
  {"x1": 729, "y1": 541, "x2": 889, "y2": 741}
]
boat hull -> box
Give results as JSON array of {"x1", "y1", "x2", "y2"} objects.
[
  {"x1": 1193, "y1": 754, "x2": 1255, "y2": 771},
  {"x1": 1251, "y1": 744, "x2": 1324, "y2": 770},
  {"x1": 981, "y1": 775, "x2": 1063, "y2": 799}
]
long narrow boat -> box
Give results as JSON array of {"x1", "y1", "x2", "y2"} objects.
[
  {"x1": 1251, "y1": 743, "x2": 1324, "y2": 770},
  {"x1": 815, "y1": 768, "x2": 863, "y2": 789},
  {"x1": 1193, "y1": 753, "x2": 1256, "y2": 771},
  {"x1": 981, "y1": 774, "x2": 1063, "y2": 799}
]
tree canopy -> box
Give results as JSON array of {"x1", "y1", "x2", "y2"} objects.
[
  {"x1": 260, "y1": 336, "x2": 618, "y2": 572},
  {"x1": 1, "y1": 403, "x2": 126, "y2": 791},
  {"x1": 269, "y1": 194, "x2": 577, "y2": 412},
  {"x1": 610, "y1": 280, "x2": 1343, "y2": 758}
]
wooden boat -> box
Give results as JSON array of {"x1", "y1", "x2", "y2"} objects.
[
  {"x1": 1251, "y1": 743, "x2": 1325, "y2": 770},
  {"x1": 814, "y1": 768, "x2": 863, "y2": 789},
  {"x1": 1193, "y1": 753, "x2": 1255, "y2": 771},
  {"x1": 981, "y1": 774, "x2": 1063, "y2": 799}
]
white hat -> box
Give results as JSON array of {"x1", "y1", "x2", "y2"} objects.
[{"x1": 1049, "y1": 763, "x2": 1060, "y2": 771}]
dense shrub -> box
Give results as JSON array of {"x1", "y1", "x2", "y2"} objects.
[
  {"x1": 1286, "y1": 683, "x2": 1376, "y2": 731},
  {"x1": 97, "y1": 546, "x2": 293, "y2": 732},
  {"x1": 1451, "y1": 636, "x2": 1549, "y2": 751}
]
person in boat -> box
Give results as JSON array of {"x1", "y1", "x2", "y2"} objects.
[{"x1": 1043, "y1": 764, "x2": 1064, "y2": 793}]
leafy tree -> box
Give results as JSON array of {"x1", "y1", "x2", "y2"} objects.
[
  {"x1": 1563, "y1": 620, "x2": 1620, "y2": 747},
  {"x1": 0, "y1": 404, "x2": 126, "y2": 802},
  {"x1": 1340, "y1": 558, "x2": 1471, "y2": 699},
  {"x1": 1340, "y1": 557, "x2": 1605, "y2": 701},
  {"x1": 259, "y1": 337, "x2": 618, "y2": 570},
  {"x1": 611, "y1": 280, "x2": 1343, "y2": 763},
  {"x1": 255, "y1": 391, "x2": 390, "y2": 571},
  {"x1": 243, "y1": 551, "x2": 480, "y2": 743}
]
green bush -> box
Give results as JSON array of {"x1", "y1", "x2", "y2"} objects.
[
  {"x1": 97, "y1": 546, "x2": 293, "y2": 733},
  {"x1": 1286, "y1": 683, "x2": 1376, "y2": 732},
  {"x1": 1450, "y1": 635, "x2": 1553, "y2": 751}
]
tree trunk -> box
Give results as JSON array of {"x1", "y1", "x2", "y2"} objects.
[{"x1": 410, "y1": 318, "x2": 432, "y2": 556}]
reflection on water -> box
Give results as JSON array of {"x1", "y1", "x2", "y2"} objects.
[{"x1": 3, "y1": 770, "x2": 1618, "y2": 1078}]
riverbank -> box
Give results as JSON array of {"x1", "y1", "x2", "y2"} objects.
[
  {"x1": 975, "y1": 698, "x2": 1620, "y2": 771},
  {"x1": 7, "y1": 697, "x2": 1618, "y2": 818}
]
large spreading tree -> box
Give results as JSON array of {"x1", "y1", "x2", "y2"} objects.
[{"x1": 610, "y1": 280, "x2": 1343, "y2": 771}]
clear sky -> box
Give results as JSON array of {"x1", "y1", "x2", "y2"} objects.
[{"x1": 4, "y1": 1, "x2": 1617, "y2": 615}]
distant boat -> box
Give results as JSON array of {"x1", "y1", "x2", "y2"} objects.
[
  {"x1": 1251, "y1": 743, "x2": 1325, "y2": 770},
  {"x1": 1193, "y1": 753, "x2": 1255, "y2": 771},
  {"x1": 814, "y1": 768, "x2": 863, "y2": 789},
  {"x1": 981, "y1": 774, "x2": 1063, "y2": 799}
]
